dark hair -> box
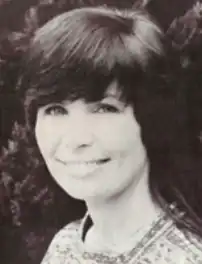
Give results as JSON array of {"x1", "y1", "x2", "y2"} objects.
[
  {"x1": 19, "y1": 7, "x2": 164, "y2": 129},
  {"x1": 166, "y1": 1, "x2": 202, "y2": 156},
  {"x1": 3, "y1": 6, "x2": 202, "y2": 239},
  {"x1": 0, "y1": 2, "x2": 142, "y2": 263},
  {"x1": 0, "y1": 0, "x2": 138, "y2": 148}
]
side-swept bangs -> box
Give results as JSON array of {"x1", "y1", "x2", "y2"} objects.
[{"x1": 17, "y1": 6, "x2": 165, "y2": 128}]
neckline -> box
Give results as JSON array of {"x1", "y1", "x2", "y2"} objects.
[
  {"x1": 79, "y1": 202, "x2": 163, "y2": 244},
  {"x1": 78, "y1": 207, "x2": 170, "y2": 253},
  {"x1": 76, "y1": 209, "x2": 175, "y2": 263},
  {"x1": 77, "y1": 203, "x2": 184, "y2": 260}
]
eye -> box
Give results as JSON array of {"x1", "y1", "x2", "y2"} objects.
[
  {"x1": 94, "y1": 103, "x2": 120, "y2": 114},
  {"x1": 44, "y1": 104, "x2": 68, "y2": 116}
]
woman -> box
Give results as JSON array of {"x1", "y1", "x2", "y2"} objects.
[
  {"x1": 0, "y1": 2, "x2": 142, "y2": 264},
  {"x1": 11, "y1": 6, "x2": 202, "y2": 263}
]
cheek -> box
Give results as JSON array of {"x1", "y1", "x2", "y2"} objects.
[
  {"x1": 35, "y1": 118, "x2": 64, "y2": 156},
  {"x1": 93, "y1": 116, "x2": 141, "y2": 153}
]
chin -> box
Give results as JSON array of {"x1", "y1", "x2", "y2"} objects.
[
  {"x1": 61, "y1": 185, "x2": 109, "y2": 202},
  {"x1": 58, "y1": 184, "x2": 93, "y2": 201}
]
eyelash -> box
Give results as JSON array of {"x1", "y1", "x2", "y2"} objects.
[
  {"x1": 44, "y1": 105, "x2": 67, "y2": 116},
  {"x1": 93, "y1": 103, "x2": 120, "y2": 114},
  {"x1": 43, "y1": 103, "x2": 120, "y2": 116}
]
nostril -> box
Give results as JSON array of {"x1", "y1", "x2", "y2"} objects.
[
  {"x1": 78, "y1": 143, "x2": 91, "y2": 148},
  {"x1": 62, "y1": 128, "x2": 94, "y2": 149},
  {"x1": 66, "y1": 136, "x2": 94, "y2": 150}
]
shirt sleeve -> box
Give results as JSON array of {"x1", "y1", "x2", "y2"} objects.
[{"x1": 40, "y1": 231, "x2": 66, "y2": 264}]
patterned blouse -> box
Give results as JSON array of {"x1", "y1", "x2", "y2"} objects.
[{"x1": 40, "y1": 210, "x2": 202, "y2": 264}]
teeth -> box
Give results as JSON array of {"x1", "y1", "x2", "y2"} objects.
[
  {"x1": 69, "y1": 162, "x2": 99, "y2": 167},
  {"x1": 68, "y1": 161, "x2": 98, "y2": 165},
  {"x1": 54, "y1": 158, "x2": 111, "y2": 177},
  {"x1": 55, "y1": 157, "x2": 109, "y2": 167},
  {"x1": 58, "y1": 160, "x2": 108, "y2": 165}
]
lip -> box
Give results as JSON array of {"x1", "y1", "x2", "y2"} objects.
[
  {"x1": 54, "y1": 158, "x2": 111, "y2": 178},
  {"x1": 55, "y1": 157, "x2": 110, "y2": 165}
]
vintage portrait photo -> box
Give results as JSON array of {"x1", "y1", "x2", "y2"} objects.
[{"x1": 0, "y1": 0, "x2": 202, "y2": 263}]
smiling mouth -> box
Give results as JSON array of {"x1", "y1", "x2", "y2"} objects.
[
  {"x1": 55, "y1": 157, "x2": 111, "y2": 178},
  {"x1": 55, "y1": 158, "x2": 111, "y2": 166}
]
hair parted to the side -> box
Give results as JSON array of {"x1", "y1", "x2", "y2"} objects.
[{"x1": 4, "y1": 6, "x2": 202, "y2": 238}]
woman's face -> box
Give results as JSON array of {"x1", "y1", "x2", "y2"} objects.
[{"x1": 35, "y1": 81, "x2": 148, "y2": 201}]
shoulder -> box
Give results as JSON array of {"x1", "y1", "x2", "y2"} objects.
[
  {"x1": 186, "y1": 231, "x2": 202, "y2": 256},
  {"x1": 40, "y1": 219, "x2": 82, "y2": 264},
  {"x1": 170, "y1": 225, "x2": 202, "y2": 263},
  {"x1": 51, "y1": 219, "x2": 81, "y2": 242},
  {"x1": 148, "y1": 213, "x2": 202, "y2": 263}
]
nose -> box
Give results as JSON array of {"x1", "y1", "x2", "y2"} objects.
[{"x1": 61, "y1": 116, "x2": 94, "y2": 151}]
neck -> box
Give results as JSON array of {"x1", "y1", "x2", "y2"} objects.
[{"x1": 85, "y1": 164, "x2": 159, "y2": 247}]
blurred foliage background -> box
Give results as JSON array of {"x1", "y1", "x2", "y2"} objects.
[{"x1": 0, "y1": 0, "x2": 200, "y2": 263}]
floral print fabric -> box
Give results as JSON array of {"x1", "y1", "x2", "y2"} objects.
[{"x1": 41, "y1": 212, "x2": 202, "y2": 264}]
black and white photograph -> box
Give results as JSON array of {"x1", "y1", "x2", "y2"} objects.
[{"x1": 0, "y1": 0, "x2": 202, "y2": 263}]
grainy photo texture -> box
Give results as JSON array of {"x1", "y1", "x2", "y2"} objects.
[{"x1": 0, "y1": 1, "x2": 202, "y2": 263}]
